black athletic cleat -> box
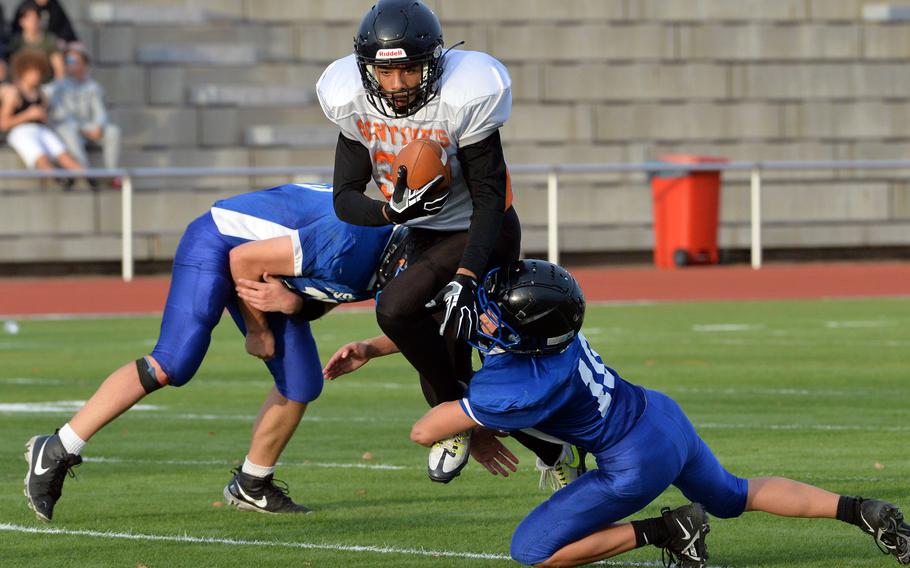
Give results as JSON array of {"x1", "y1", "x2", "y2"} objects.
[
  {"x1": 24, "y1": 434, "x2": 82, "y2": 522},
  {"x1": 858, "y1": 499, "x2": 910, "y2": 564},
  {"x1": 223, "y1": 468, "x2": 312, "y2": 514},
  {"x1": 660, "y1": 503, "x2": 710, "y2": 568}
]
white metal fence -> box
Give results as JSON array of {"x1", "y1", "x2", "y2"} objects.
[{"x1": 2, "y1": 159, "x2": 910, "y2": 281}]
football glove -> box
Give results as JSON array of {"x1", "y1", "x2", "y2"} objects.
[
  {"x1": 385, "y1": 165, "x2": 450, "y2": 224},
  {"x1": 425, "y1": 273, "x2": 479, "y2": 342}
]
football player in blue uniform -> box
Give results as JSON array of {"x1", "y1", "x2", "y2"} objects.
[
  {"x1": 23, "y1": 183, "x2": 397, "y2": 522},
  {"x1": 335, "y1": 259, "x2": 910, "y2": 567}
]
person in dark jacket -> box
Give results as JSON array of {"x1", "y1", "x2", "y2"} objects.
[{"x1": 11, "y1": 0, "x2": 78, "y2": 47}]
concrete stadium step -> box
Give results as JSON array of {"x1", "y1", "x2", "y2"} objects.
[
  {"x1": 87, "y1": 0, "x2": 243, "y2": 22},
  {"x1": 136, "y1": 44, "x2": 259, "y2": 65},
  {"x1": 863, "y1": 3, "x2": 910, "y2": 21},
  {"x1": 244, "y1": 125, "x2": 339, "y2": 148},
  {"x1": 0, "y1": 149, "x2": 45, "y2": 191},
  {"x1": 145, "y1": 63, "x2": 325, "y2": 105},
  {"x1": 89, "y1": 3, "x2": 209, "y2": 24},
  {"x1": 189, "y1": 85, "x2": 315, "y2": 107},
  {"x1": 198, "y1": 106, "x2": 330, "y2": 147}
]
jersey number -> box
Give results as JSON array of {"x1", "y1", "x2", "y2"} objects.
[{"x1": 577, "y1": 336, "x2": 614, "y2": 417}]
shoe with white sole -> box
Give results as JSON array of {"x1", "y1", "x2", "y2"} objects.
[
  {"x1": 223, "y1": 468, "x2": 311, "y2": 514},
  {"x1": 536, "y1": 444, "x2": 586, "y2": 492},
  {"x1": 427, "y1": 429, "x2": 472, "y2": 483}
]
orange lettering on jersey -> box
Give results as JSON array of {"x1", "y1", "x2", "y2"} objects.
[
  {"x1": 436, "y1": 130, "x2": 450, "y2": 148},
  {"x1": 421, "y1": 129, "x2": 433, "y2": 139},
  {"x1": 372, "y1": 121, "x2": 388, "y2": 143},
  {"x1": 406, "y1": 127, "x2": 422, "y2": 142},
  {"x1": 388, "y1": 125, "x2": 401, "y2": 145},
  {"x1": 374, "y1": 150, "x2": 397, "y2": 199},
  {"x1": 357, "y1": 119, "x2": 372, "y2": 141}
]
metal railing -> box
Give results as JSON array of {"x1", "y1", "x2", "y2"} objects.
[{"x1": 3, "y1": 159, "x2": 910, "y2": 281}]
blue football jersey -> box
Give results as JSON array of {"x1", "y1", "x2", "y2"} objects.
[
  {"x1": 460, "y1": 333, "x2": 647, "y2": 458},
  {"x1": 210, "y1": 183, "x2": 393, "y2": 302}
]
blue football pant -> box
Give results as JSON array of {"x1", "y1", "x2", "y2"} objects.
[
  {"x1": 149, "y1": 212, "x2": 323, "y2": 403},
  {"x1": 510, "y1": 389, "x2": 749, "y2": 565}
]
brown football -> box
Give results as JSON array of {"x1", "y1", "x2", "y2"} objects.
[{"x1": 392, "y1": 138, "x2": 452, "y2": 192}]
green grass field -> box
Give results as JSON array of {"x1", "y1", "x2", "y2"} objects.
[{"x1": 1, "y1": 298, "x2": 908, "y2": 567}]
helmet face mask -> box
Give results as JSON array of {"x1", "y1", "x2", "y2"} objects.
[
  {"x1": 473, "y1": 267, "x2": 522, "y2": 353},
  {"x1": 354, "y1": 1, "x2": 445, "y2": 118},
  {"x1": 472, "y1": 261, "x2": 587, "y2": 356}
]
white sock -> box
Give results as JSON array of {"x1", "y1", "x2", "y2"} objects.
[
  {"x1": 241, "y1": 456, "x2": 275, "y2": 478},
  {"x1": 58, "y1": 423, "x2": 86, "y2": 455}
]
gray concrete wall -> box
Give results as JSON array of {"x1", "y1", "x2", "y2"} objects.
[{"x1": 2, "y1": 0, "x2": 909, "y2": 264}]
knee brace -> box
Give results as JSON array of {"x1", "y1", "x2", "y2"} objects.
[{"x1": 136, "y1": 357, "x2": 163, "y2": 394}]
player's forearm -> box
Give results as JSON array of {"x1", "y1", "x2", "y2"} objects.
[
  {"x1": 363, "y1": 334, "x2": 399, "y2": 358},
  {"x1": 228, "y1": 239, "x2": 294, "y2": 330},
  {"x1": 457, "y1": 131, "x2": 508, "y2": 276},
  {"x1": 459, "y1": 207, "x2": 505, "y2": 277},
  {"x1": 410, "y1": 401, "x2": 476, "y2": 446},
  {"x1": 332, "y1": 133, "x2": 390, "y2": 226},
  {"x1": 332, "y1": 189, "x2": 390, "y2": 226}
]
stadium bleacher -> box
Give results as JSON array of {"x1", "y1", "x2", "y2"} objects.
[{"x1": 1, "y1": 0, "x2": 910, "y2": 266}]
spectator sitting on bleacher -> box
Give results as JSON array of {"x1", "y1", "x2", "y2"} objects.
[
  {"x1": 9, "y1": 2, "x2": 63, "y2": 82},
  {"x1": 11, "y1": 0, "x2": 77, "y2": 48},
  {"x1": 0, "y1": 50, "x2": 84, "y2": 189},
  {"x1": 49, "y1": 45, "x2": 121, "y2": 189}
]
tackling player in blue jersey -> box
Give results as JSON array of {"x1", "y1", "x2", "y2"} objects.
[
  {"x1": 23, "y1": 183, "x2": 396, "y2": 522},
  {"x1": 330, "y1": 259, "x2": 910, "y2": 567}
]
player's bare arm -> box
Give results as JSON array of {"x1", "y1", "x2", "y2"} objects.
[
  {"x1": 228, "y1": 237, "x2": 296, "y2": 359},
  {"x1": 411, "y1": 401, "x2": 519, "y2": 477},
  {"x1": 323, "y1": 334, "x2": 399, "y2": 380},
  {"x1": 410, "y1": 401, "x2": 476, "y2": 446},
  {"x1": 236, "y1": 273, "x2": 304, "y2": 315}
]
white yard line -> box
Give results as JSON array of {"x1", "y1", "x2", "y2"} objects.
[
  {"x1": 0, "y1": 523, "x2": 684, "y2": 566},
  {"x1": 0, "y1": 523, "x2": 510, "y2": 561},
  {"x1": 692, "y1": 324, "x2": 759, "y2": 332},
  {"x1": 84, "y1": 456, "x2": 412, "y2": 471},
  {"x1": 824, "y1": 320, "x2": 891, "y2": 329}
]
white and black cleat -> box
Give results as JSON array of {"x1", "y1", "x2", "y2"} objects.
[
  {"x1": 536, "y1": 444, "x2": 587, "y2": 492},
  {"x1": 223, "y1": 468, "x2": 312, "y2": 514},
  {"x1": 859, "y1": 499, "x2": 910, "y2": 564},
  {"x1": 660, "y1": 502, "x2": 710, "y2": 568},
  {"x1": 427, "y1": 429, "x2": 471, "y2": 483},
  {"x1": 24, "y1": 434, "x2": 82, "y2": 522}
]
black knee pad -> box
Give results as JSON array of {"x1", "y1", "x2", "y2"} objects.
[{"x1": 136, "y1": 357, "x2": 163, "y2": 394}]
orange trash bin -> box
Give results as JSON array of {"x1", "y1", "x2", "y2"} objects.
[{"x1": 650, "y1": 154, "x2": 727, "y2": 269}]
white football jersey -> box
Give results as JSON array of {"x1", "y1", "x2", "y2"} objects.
[{"x1": 317, "y1": 50, "x2": 512, "y2": 231}]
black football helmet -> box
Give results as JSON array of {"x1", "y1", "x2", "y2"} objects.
[
  {"x1": 474, "y1": 260, "x2": 586, "y2": 355},
  {"x1": 354, "y1": 0, "x2": 445, "y2": 118}
]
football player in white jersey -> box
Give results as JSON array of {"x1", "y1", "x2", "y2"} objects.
[{"x1": 317, "y1": 0, "x2": 575, "y2": 484}]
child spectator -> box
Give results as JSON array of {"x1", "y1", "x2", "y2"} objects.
[
  {"x1": 11, "y1": 0, "x2": 77, "y2": 47},
  {"x1": 49, "y1": 45, "x2": 121, "y2": 188},
  {"x1": 9, "y1": 3, "x2": 62, "y2": 82},
  {"x1": 0, "y1": 50, "x2": 84, "y2": 188}
]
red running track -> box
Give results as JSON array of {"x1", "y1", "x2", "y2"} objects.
[{"x1": 1, "y1": 262, "x2": 907, "y2": 317}]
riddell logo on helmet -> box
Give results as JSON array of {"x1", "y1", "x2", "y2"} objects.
[{"x1": 376, "y1": 48, "x2": 407, "y2": 59}]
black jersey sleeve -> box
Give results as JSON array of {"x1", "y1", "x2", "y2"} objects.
[
  {"x1": 332, "y1": 133, "x2": 390, "y2": 227},
  {"x1": 457, "y1": 130, "x2": 509, "y2": 277}
]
